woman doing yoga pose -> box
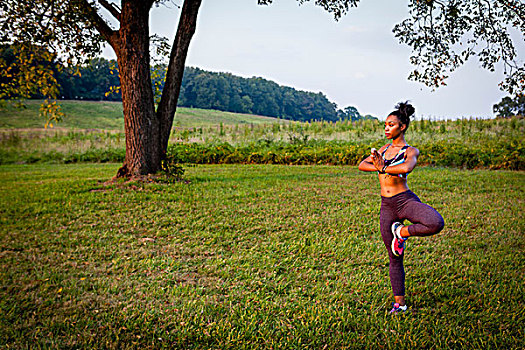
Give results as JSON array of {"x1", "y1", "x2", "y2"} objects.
[{"x1": 358, "y1": 102, "x2": 444, "y2": 313}]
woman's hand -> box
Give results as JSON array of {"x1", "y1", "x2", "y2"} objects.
[
  {"x1": 371, "y1": 150, "x2": 384, "y2": 172},
  {"x1": 358, "y1": 146, "x2": 387, "y2": 173}
]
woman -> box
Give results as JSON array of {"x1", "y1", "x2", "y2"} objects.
[{"x1": 358, "y1": 102, "x2": 444, "y2": 313}]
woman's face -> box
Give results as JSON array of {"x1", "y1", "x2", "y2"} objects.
[{"x1": 384, "y1": 115, "x2": 406, "y2": 140}]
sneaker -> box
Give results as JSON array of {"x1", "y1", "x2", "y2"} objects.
[
  {"x1": 391, "y1": 222, "x2": 407, "y2": 257},
  {"x1": 389, "y1": 302, "x2": 408, "y2": 314}
]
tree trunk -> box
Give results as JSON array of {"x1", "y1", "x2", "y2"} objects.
[
  {"x1": 91, "y1": 0, "x2": 202, "y2": 178},
  {"x1": 157, "y1": 0, "x2": 202, "y2": 158},
  {"x1": 115, "y1": 0, "x2": 159, "y2": 178}
]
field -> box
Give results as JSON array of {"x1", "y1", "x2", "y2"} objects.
[
  {"x1": 0, "y1": 100, "x2": 283, "y2": 129},
  {"x1": 1, "y1": 100, "x2": 524, "y2": 170},
  {"x1": 0, "y1": 163, "x2": 523, "y2": 348},
  {"x1": 0, "y1": 100, "x2": 524, "y2": 348}
]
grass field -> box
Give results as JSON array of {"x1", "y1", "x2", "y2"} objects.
[
  {"x1": 1, "y1": 100, "x2": 524, "y2": 347},
  {"x1": 1, "y1": 163, "x2": 523, "y2": 348},
  {"x1": 0, "y1": 100, "x2": 283, "y2": 129}
]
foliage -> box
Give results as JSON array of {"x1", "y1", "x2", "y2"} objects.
[
  {"x1": 0, "y1": 163, "x2": 523, "y2": 348},
  {"x1": 258, "y1": 0, "x2": 360, "y2": 20},
  {"x1": 337, "y1": 106, "x2": 363, "y2": 121},
  {"x1": 57, "y1": 58, "x2": 122, "y2": 101},
  {"x1": 0, "y1": 1, "x2": 102, "y2": 63},
  {"x1": 163, "y1": 137, "x2": 525, "y2": 170},
  {"x1": 393, "y1": 0, "x2": 525, "y2": 96},
  {"x1": 0, "y1": 44, "x2": 64, "y2": 127},
  {"x1": 493, "y1": 95, "x2": 525, "y2": 118},
  {"x1": 160, "y1": 158, "x2": 185, "y2": 180},
  {"x1": 0, "y1": 0, "x2": 103, "y2": 124}
]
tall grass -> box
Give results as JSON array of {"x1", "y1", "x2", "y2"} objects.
[
  {"x1": 1, "y1": 116, "x2": 523, "y2": 169},
  {"x1": 0, "y1": 129, "x2": 125, "y2": 164}
]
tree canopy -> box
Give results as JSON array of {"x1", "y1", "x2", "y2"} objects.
[
  {"x1": 493, "y1": 95, "x2": 525, "y2": 117},
  {"x1": 259, "y1": 1, "x2": 524, "y2": 96},
  {"x1": 392, "y1": 0, "x2": 524, "y2": 96}
]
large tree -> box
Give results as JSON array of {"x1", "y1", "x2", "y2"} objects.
[
  {"x1": 1, "y1": 0, "x2": 523, "y2": 177},
  {"x1": 2, "y1": 0, "x2": 203, "y2": 177}
]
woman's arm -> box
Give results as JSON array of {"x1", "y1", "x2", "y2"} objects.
[
  {"x1": 383, "y1": 147, "x2": 419, "y2": 175},
  {"x1": 358, "y1": 145, "x2": 387, "y2": 172},
  {"x1": 358, "y1": 156, "x2": 379, "y2": 172}
]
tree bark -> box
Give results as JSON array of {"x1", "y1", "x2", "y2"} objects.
[
  {"x1": 157, "y1": 0, "x2": 203, "y2": 158},
  {"x1": 115, "y1": 0, "x2": 159, "y2": 177}
]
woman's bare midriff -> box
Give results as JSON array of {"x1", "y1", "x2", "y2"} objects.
[{"x1": 378, "y1": 173, "x2": 410, "y2": 197}]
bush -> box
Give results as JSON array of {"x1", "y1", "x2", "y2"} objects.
[{"x1": 166, "y1": 139, "x2": 525, "y2": 170}]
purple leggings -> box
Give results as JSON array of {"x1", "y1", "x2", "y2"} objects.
[{"x1": 380, "y1": 190, "x2": 444, "y2": 296}]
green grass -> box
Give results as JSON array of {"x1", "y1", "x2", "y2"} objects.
[
  {"x1": 0, "y1": 100, "x2": 284, "y2": 129},
  {"x1": 173, "y1": 107, "x2": 285, "y2": 127},
  {"x1": 1, "y1": 163, "x2": 523, "y2": 348},
  {"x1": 0, "y1": 100, "x2": 125, "y2": 129}
]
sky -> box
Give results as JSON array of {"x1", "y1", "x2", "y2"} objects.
[{"x1": 103, "y1": 0, "x2": 523, "y2": 120}]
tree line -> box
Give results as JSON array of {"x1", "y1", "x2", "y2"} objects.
[
  {"x1": 179, "y1": 67, "x2": 341, "y2": 121},
  {"x1": 54, "y1": 57, "x2": 370, "y2": 122}
]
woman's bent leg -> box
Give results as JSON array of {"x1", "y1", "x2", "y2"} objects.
[
  {"x1": 380, "y1": 202, "x2": 405, "y2": 296},
  {"x1": 400, "y1": 194, "x2": 444, "y2": 237}
]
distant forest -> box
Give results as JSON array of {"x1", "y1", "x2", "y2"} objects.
[
  {"x1": 179, "y1": 67, "x2": 339, "y2": 122},
  {"x1": 0, "y1": 45, "x2": 374, "y2": 122},
  {"x1": 55, "y1": 58, "x2": 377, "y2": 122}
]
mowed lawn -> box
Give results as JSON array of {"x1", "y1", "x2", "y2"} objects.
[{"x1": 0, "y1": 164, "x2": 523, "y2": 349}]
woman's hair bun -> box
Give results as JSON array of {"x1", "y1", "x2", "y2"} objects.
[
  {"x1": 390, "y1": 101, "x2": 415, "y2": 130},
  {"x1": 395, "y1": 101, "x2": 415, "y2": 119}
]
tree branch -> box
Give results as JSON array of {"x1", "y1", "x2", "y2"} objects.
[
  {"x1": 98, "y1": 0, "x2": 121, "y2": 22},
  {"x1": 157, "y1": 0, "x2": 203, "y2": 156},
  {"x1": 76, "y1": 0, "x2": 118, "y2": 48},
  {"x1": 36, "y1": 0, "x2": 56, "y2": 34}
]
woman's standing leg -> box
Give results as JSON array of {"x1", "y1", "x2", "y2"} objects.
[{"x1": 380, "y1": 199, "x2": 406, "y2": 299}]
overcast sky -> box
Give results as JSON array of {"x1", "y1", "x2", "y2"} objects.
[{"x1": 104, "y1": 0, "x2": 523, "y2": 120}]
